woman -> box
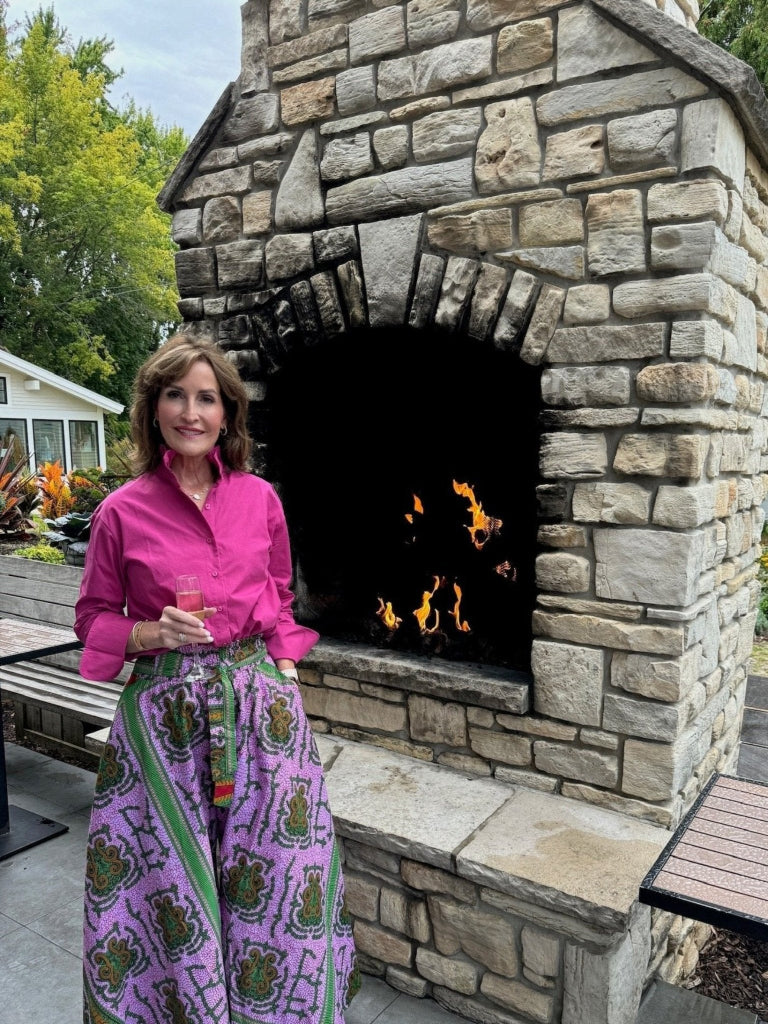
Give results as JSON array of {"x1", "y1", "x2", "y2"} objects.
[{"x1": 75, "y1": 333, "x2": 359, "y2": 1024}]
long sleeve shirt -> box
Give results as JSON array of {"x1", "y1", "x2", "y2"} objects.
[{"x1": 74, "y1": 447, "x2": 318, "y2": 681}]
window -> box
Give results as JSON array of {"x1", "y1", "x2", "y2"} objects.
[
  {"x1": 0, "y1": 419, "x2": 28, "y2": 459},
  {"x1": 0, "y1": 378, "x2": 7, "y2": 404},
  {"x1": 69, "y1": 420, "x2": 99, "y2": 470},
  {"x1": 33, "y1": 419, "x2": 65, "y2": 468}
]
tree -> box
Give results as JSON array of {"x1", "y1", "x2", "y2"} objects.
[
  {"x1": 0, "y1": 3, "x2": 185, "y2": 405},
  {"x1": 699, "y1": 0, "x2": 768, "y2": 93}
]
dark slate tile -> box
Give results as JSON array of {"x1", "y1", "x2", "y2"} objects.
[
  {"x1": 746, "y1": 675, "x2": 768, "y2": 711},
  {"x1": 0, "y1": 823, "x2": 85, "y2": 926},
  {"x1": 736, "y1": 744, "x2": 768, "y2": 786},
  {"x1": 0, "y1": 924, "x2": 81, "y2": 1024},
  {"x1": 739, "y1": 709, "x2": 768, "y2": 748},
  {"x1": 637, "y1": 979, "x2": 757, "y2": 1023},
  {"x1": 26, "y1": 894, "x2": 83, "y2": 958},
  {"x1": 345, "y1": 976, "x2": 400, "y2": 1024}
]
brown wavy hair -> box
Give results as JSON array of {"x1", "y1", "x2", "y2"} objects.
[{"x1": 130, "y1": 334, "x2": 252, "y2": 474}]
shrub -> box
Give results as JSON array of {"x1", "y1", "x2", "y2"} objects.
[
  {"x1": 42, "y1": 510, "x2": 93, "y2": 561},
  {"x1": 104, "y1": 435, "x2": 135, "y2": 477},
  {"x1": 756, "y1": 523, "x2": 768, "y2": 637},
  {"x1": 68, "y1": 466, "x2": 112, "y2": 515},
  {"x1": 13, "y1": 542, "x2": 65, "y2": 563}
]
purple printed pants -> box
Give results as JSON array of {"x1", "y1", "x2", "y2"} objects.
[{"x1": 82, "y1": 638, "x2": 359, "y2": 1023}]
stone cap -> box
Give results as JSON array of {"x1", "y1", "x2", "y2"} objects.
[
  {"x1": 592, "y1": 0, "x2": 768, "y2": 169},
  {"x1": 157, "y1": 83, "x2": 234, "y2": 212},
  {"x1": 305, "y1": 638, "x2": 531, "y2": 713},
  {"x1": 318, "y1": 734, "x2": 668, "y2": 946}
]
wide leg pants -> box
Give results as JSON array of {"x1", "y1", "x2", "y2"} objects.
[{"x1": 83, "y1": 638, "x2": 359, "y2": 1024}]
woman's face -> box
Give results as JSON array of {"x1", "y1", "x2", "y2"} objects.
[{"x1": 155, "y1": 360, "x2": 226, "y2": 458}]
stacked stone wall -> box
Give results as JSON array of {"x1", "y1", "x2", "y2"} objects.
[{"x1": 162, "y1": 0, "x2": 768, "y2": 835}]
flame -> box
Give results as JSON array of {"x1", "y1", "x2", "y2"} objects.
[
  {"x1": 414, "y1": 575, "x2": 441, "y2": 634},
  {"x1": 453, "y1": 480, "x2": 503, "y2": 550},
  {"x1": 376, "y1": 597, "x2": 402, "y2": 632},
  {"x1": 405, "y1": 493, "x2": 423, "y2": 525},
  {"x1": 424, "y1": 610, "x2": 440, "y2": 635},
  {"x1": 494, "y1": 560, "x2": 517, "y2": 581},
  {"x1": 451, "y1": 582, "x2": 471, "y2": 633}
]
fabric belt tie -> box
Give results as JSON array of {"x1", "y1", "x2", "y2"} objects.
[{"x1": 132, "y1": 636, "x2": 266, "y2": 808}]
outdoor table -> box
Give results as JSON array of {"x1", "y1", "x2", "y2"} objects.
[
  {"x1": 0, "y1": 617, "x2": 82, "y2": 860},
  {"x1": 640, "y1": 772, "x2": 768, "y2": 940}
]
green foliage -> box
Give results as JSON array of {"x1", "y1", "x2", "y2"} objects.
[
  {"x1": 699, "y1": 0, "x2": 768, "y2": 93},
  {"x1": 104, "y1": 434, "x2": 135, "y2": 477},
  {"x1": 13, "y1": 540, "x2": 65, "y2": 563},
  {"x1": 756, "y1": 521, "x2": 768, "y2": 636},
  {"x1": 0, "y1": 4, "x2": 184, "y2": 405},
  {"x1": 68, "y1": 465, "x2": 113, "y2": 514},
  {"x1": 40, "y1": 463, "x2": 126, "y2": 558}
]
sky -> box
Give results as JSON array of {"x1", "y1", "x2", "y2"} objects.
[{"x1": 5, "y1": 0, "x2": 244, "y2": 139}]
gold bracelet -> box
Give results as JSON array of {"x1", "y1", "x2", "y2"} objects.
[{"x1": 131, "y1": 620, "x2": 147, "y2": 651}]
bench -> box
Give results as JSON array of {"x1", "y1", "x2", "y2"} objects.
[
  {"x1": 0, "y1": 554, "x2": 128, "y2": 765},
  {"x1": 1, "y1": 660, "x2": 122, "y2": 765}
]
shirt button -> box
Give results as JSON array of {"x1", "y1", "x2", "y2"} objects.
[
  {"x1": 206, "y1": 538, "x2": 213, "y2": 545},
  {"x1": 212, "y1": 571, "x2": 219, "y2": 578}
]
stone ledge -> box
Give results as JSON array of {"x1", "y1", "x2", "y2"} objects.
[
  {"x1": 318, "y1": 734, "x2": 668, "y2": 946},
  {"x1": 304, "y1": 638, "x2": 531, "y2": 713}
]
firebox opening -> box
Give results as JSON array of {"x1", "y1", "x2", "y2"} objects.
[{"x1": 263, "y1": 326, "x2": 541, "y2": 673}]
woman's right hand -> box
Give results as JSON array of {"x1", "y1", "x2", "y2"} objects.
[
  {"x1": 131, "y1": 606, "x2": 215, "y2": 653},
  {"x1": 159, "y1": 604, "x2": 216, "y2": 648}
]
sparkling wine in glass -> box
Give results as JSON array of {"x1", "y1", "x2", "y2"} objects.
[{"x1": 175, "y1": 574, "x2": 208, "y2": 681}]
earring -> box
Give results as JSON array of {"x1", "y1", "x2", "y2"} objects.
[
  {"x1": 220, "y1": 425, "x2": 228, "y2": 437},
  {"x1": 152, "y1": 417, "x2": 158, "y2": 428}
]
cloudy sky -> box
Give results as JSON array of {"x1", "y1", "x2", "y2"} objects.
[{"x1": 5, "y1": 0, "x2": 244, "y2": 138}]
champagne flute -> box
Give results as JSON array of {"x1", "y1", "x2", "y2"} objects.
[{"x1": 175, "y1": 574, "x2": 208, "y2": 681}]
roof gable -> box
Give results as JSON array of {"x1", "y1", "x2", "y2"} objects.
[
  {"x1": 156, "y1": 0, "x2": 768, "y2": 213},
  {"x1": 0, "y1": 349, "x2": 124, "y2": 414}
]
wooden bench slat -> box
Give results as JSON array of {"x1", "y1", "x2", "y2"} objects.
[
  {"x1": 1, "y1": 664, "x2": 122, "y2": 698},
  {"x1": 6, "y1": 686, "x2": 117, "y2": 710},
  {"x1": 1, "y1": 661, "x2": 122, "y2": 736},
  {"x1": 0, "y1": 581, "x2": 125, "y2": 761}
]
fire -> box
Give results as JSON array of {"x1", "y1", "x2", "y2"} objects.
[
  {"x1": 453, "y1": 480, "x2": 503, "y2": 550},
  {"x1": 494, "y1": 560, "x2": 517, "y2": 581},
  {"x1": 413, "y1": 575, "x2": 441, "y2": 634},
  {"x1": 405, "y1": 493, "x2": 424, "y2": 525},
  {"x1": 451, "y1": 582, "x2": 471, "y2": 632},
  {"x1": 376, "y1": 597, "x2": 402, "y2": 632}
]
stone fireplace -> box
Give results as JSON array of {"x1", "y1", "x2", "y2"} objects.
[{"x1": 157, "y1": 0, "x2": 768, "y2": 1019}]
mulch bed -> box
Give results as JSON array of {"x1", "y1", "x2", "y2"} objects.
[
  {"x1": 3, "y1": 701, "x2": 768, "y2": 1017},
  {"x1": 684, "y1": 927, "x2": 768, "y2": 1019}
]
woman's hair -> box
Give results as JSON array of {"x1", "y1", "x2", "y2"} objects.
[{"x1": 130, "y1": 334, "x2": 252, "y2": 474}]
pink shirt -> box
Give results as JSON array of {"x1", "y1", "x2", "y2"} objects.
[{"x1": 74, "y1": 447, "x2": 318, "y2": 681}]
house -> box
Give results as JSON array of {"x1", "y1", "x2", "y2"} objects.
[{"x1": 0, "y1": 348, "x2": 124, "y2": 472}]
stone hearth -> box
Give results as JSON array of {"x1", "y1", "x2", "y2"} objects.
[{"x1": 156, "y1": 0, "x2": 768, "y2": 1020}]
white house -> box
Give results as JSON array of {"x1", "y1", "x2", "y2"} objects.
[{"x1": 0, "y1": 348, "x2": 124, "y2": 472}]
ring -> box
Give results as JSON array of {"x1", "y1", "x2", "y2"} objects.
[{"x1": 179, "y1": 632, "x2": 186, "y2": 643}]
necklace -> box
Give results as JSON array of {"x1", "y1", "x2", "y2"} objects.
[{"x1": 180, "y1": 482, "x2": 211, "y2": 501}]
